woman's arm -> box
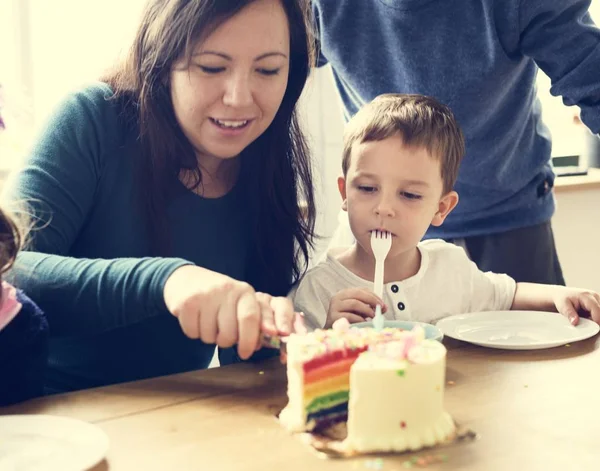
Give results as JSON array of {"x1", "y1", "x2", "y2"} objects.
[
  {"x1": 6, "y1": 84, "x2": 191, "y2": 336},
  {"x1": 13, "y1": 252, "x2": 189, "y2": 336}
]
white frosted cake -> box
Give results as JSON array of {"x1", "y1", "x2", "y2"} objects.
[
  {"x1": 345, "y1": 338, "x2": 455, "y2": 452},
  {"x1": 280, "y1": 319, "x2": 455, "y2": 453}
]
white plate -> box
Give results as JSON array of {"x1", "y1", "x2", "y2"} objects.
[
  {"x1": 0, "y1": 415, "x2": 109, "y2": 471},
  {"x1": 353, "y1": 319, "x2": 444, "y2": 341},
  {"x1": 436, "y1": 311, "x2": 600, "y2": 350}
]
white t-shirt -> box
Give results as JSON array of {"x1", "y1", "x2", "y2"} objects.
[{"x1": 290, "y1": 239, "x2": 516, "y2": 330}]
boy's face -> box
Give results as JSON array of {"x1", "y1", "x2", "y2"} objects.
[{"x1": 338, "y1": 135, "x2": 458, "y2": 259}]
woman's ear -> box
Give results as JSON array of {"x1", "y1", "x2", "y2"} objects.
[
  {"x1": 338, "y1": 176, "x2": 348, "y2": 211},
  {"x1": 431, "y1": 191, "x2": 459, "y2": 226}
]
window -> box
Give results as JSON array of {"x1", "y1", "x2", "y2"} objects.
[{"x1": 0, "y1": 0, "x2": 146, "y2": 172}]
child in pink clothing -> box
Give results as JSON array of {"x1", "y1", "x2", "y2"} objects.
[{"x1": 0, "y1": 206, "x2": 48, "y2": 405}]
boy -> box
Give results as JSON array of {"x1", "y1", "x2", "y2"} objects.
[{"x1": 292, "y1": 94, "x2": 600, "y2": 330}]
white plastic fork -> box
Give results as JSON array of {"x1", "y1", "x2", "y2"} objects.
[
  {"x1": 371, "y1": 230, "x2": 392, "y2": 330},
  {"x1": 371, "y1": 230, "x2": 392, "y2": 298}
]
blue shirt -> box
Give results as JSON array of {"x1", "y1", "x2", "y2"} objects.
[{"x1": 313, "y1": 0, "x2": 600, "y2": 238}]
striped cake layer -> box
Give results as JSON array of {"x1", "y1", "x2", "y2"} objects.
[
  {"x1": 307, "y1": 389, "x2": 349, "y2": 415},
  {"x1": 302, "y1": 348, "x2": 366, "y2": 429},
  {"x1": 307, "y1": 402, "x2": 348, "y2": 428},
  {"x1": 281, "y1": 325, "x2": 416, "y2": 432},
  {"x1": 306, "y1": 391, "x2": 349, "y2": 429},
  {"x1": 305, "y1": 372, "x2": 351, "y2": 399},
  {"x1": 303, "y1": 346, "x2": 368, "y2": 373},
  {"x1": 305, "y1": 356, "x2": 358, "y2": 384}
]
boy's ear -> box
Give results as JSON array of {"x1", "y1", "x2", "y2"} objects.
[
  {"x1": 431, "y1": 191, "x2": 459, "y2": 226},
  {"x1": 337, "y1": 176, "x2": 348, "y2": 211}
]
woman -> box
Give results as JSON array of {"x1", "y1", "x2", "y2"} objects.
[{"x1": 6, "y1": 0, "x2": 316, "y2": 393}]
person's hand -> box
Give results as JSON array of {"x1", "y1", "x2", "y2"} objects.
[
  {"x1": 326, "y1": 287, "x2": 386, "y2": 328},
  {"x1": 254, "y1": 292, "x2": 300, "y2": 339},
  {"x1": 553, "y1": 287, "x2": 600, "y2": 325},
  {"x1": 272, "y1": 310, "x2": 306, "y2": 365},
  {"x1": 164, "y1": 265, "x2": 279, "y2": 360}
]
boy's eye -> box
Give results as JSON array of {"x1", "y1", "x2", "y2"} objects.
[
  {"x1": 198, "y1": 65, "x2": 225, "y2": 74},
  {"x1": 358, "y1": 185, "x2": 376, "y2": 193},
  {"x1": 400, "y1": 191, "x2": 422, "y2": 200},
  {"x1": 257, "y1": 68, "x2": 281, "y2": 76}
]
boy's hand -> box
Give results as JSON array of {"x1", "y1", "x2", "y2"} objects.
[
  {"x1": 553, "y1": 288, "x2": 600, "y2": 325},
  {"x1": 326, "y1": 287, "x2": 386, "y2": 328}
]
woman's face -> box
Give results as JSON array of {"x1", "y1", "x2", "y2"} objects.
[{"x1": 170, "y1": 0, "x2": 290, "y2": 166}]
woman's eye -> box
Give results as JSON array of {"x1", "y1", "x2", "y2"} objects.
[
  {"x1": 257, "y1": 68, "x2": 281, "y2": 76},
  {"x1": 401, "y1": 191, "x2": 422, "y2": 200},
  {"x1": 199, "y1": 66, "x2": 225, "y2": 74}
]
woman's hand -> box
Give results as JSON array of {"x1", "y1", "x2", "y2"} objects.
[
  {"x1": 255, "y1": 292, "x2": 296, "y2": 338},
  {"x1": 164, "y1": 265, "x2": 264, "y2": 359},
  {"x1": 163, "y1": 266, "x2": 305, "y2": 359}
]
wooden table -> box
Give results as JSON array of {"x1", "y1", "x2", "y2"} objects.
[{"x1": 3, "y1": 337, "x2": 600, "y2": 471}]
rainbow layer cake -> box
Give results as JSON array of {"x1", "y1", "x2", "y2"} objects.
[{"x1": 279, "y1": 320, "x2": 455, "y2": 453}]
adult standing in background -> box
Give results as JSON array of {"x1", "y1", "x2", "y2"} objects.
[{"x1": 312, "y1": 0, "x2": 600, "y2": 284}]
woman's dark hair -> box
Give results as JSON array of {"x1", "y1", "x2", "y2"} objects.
[{"x1": 103, "y1": 0, "x2": 316, "y2": 295}]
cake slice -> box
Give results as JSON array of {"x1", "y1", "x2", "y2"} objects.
[
  {"x1": 279, "y1": 323, "x2": 409, "y2": 432},
  {"x1": 279, "y1": 320, "x2": 455, "y2": 453},
  {"x1": 345, "y1": 339, "x2": 455, "y2": 452}
]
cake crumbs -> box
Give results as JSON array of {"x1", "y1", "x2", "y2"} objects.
[
  {"x1": 364, "y1": 458, "x2": 384, "y2": 470},
  {"x1": 258, "y1": 371, "x2": 265, "y2": 375},
  {"x1": 565, "y1": 344, "x2": 571, "y2": 348},
  {"x1": 447, "y1": 380, "x2": 455, "y2": 386},
  {"x1": 401, "y1": 454, "x2": 449, "y2": 468}
]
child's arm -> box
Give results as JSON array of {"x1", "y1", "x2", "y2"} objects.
[{"x1": 512, "y1": 282, "x2": 600, "y2": 325}]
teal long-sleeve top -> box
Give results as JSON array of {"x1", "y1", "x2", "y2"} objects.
[{"x1": 6, "y1": 83, "x2": 256, "y2": 393}]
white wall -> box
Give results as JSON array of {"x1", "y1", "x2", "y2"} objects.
[
  {"x1": 28, "y1": 0, "x2": 146, "y2": 124},
  {"x1": 297, "y1": 67, "x2": 346, "y2": 262},
  {"x1": 0, "y1": 0, "x2": 147, "y2": 171},
  {"x1": 553, "y1": 183, "x2": 600, "y2": 292}
]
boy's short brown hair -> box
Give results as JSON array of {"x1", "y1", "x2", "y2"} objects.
[{"x1": 341, "y1": 94, "x2": 465, "y2": 194}]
